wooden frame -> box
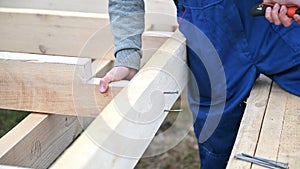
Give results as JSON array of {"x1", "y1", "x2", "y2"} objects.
[
  {"x1": 0, "y1": 30, "x2": 187, "y2": 168},
  {"x1": 0, "y1": 1, "x2": 182, "y2": 167},
  {"x1": 0, "y1": 1, "x2": 184, "y2": 165}
]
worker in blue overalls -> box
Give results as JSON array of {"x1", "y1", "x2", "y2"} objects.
[{"x1": 100, "y1": 0, "x2": 300, "y2": 168}]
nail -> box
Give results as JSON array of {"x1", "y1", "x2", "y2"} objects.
[
  {"x1": 164, "y1": 109, "x2": 183, "y2": 112},
  {"x1": 163, "y1": 91, "x2": 179, "y2": 95}
]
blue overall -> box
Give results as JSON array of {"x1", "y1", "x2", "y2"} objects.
[{"x1": 176, "y1": 0, "x2": 300, "y2": 168}]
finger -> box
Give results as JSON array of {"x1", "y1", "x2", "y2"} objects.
[
  {"x1": 99, "y1": 68, "x2": 124, "y2": 93},
  {"x1": 99, "y1": 76, "x2": 111, "y2": 93},
  {"x1": 295, "y1": 14, "x2": 300, "y2": 24},
  {"x1": 99, "y1": 67, "x2": 136, "y2": 93},
  {"x1": 272, "y1": 4, "x2": 282, "y2": 25},
  {"x1": 279, "y1": 5, "x2": 294, "y2": 27},
  {"x1": 265, "y1": 7, "x2": 274, "y2": 23}
]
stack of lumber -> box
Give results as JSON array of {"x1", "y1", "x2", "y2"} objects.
[
  {"x1": 0, "y1": 1, "x2": 189, "y2": 168},
  {"x1": 227, "y1": 76, "x2": 300, "y2": 169}
]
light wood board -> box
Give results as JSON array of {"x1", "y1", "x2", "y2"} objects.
[
  {"x1": 252, "y1": 84, "x2": 300, "y2": 169},
  {"x1": 0, "y1": 32, "x2": 169, "y2": 117},
  {"x1": 0, "y1": 113, "x2": 93, "y2": 168},
  {"x1": 227, "y1": 79, "x2": 300, "y2": 169},
  {"x1": 0, "y1": 53, "x2": 122, "y2": 117},
  {"x1": 226, "y1": 76, "x2": 272, "y2": 168},
  {"x1": 0, "y1": 7, "x2": 176, "y2": 57},
  {"x1": 0, "y1": 0, "x2": 176, "y2": 17},
  {"x1": 50, "y1": 30, "x2": 187, "y2": 169}
]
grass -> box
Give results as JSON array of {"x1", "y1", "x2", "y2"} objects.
[{"x1": 0, "y1": 109, "x2": 30, "y2": 138}]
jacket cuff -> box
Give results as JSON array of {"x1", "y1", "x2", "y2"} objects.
[{"x1": 115, "y1": 49, "x2": 141, "y2": 70}]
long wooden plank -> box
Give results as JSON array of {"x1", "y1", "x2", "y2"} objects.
[
  {"x1": 0, "y1": 53, "x2": 122, "y2": 117},
  {"x1": 277, "y1": 91, "x2": 300, "y2": 169},
  {"x1": 0, "y1": 7, "x2": 176, "y2": 57},
  {"x1": 0, "y1": 0, "x2": 176, "y2": 18},
  {"x1": 252, "y1": 84, "x2": 287, "y2": 169},
  {"x1": 0, "y1": 0, "x2": 109, "y2": 13},
  {"x1": 226, "y1": 76, "x2": 272, "y2": 169},
  {"x1": 253, "y1": 84, "x2": 300, "y2": 169},
  {"x1": 0, "y1": 165, "x2": 31, "y2": 169},
  {"x1": 0, "y1": 113, "x2": 93, "y2": 168},
  {"x1": 50, "y1": 30, "x2": 187, "y2": 169},
  {"x1": 0, "y1": 8, "x2": 111, "y2": 58}
]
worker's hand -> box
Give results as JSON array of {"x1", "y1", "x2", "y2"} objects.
[
  {"x1": 99, "y1": 66, "x2": 137, "y2": 93},
  {"x1": 264, "y1": 0, "x2": 300, "y2": 27},
  {"x1": 270, "y1": 0, "x2": 300, "y2": 6}
]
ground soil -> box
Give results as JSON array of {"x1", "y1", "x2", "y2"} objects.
[{"x1": 136, "y1": 110, "x2": 200, "y2": 169}]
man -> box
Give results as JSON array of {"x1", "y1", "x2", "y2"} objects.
[{"x1": 100, "y1": 0, "x2": 300, "y2": 168}]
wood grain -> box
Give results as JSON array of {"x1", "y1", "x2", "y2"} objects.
[
  {"x1": 0, "y1": 113, "x2": 93, "y2": 168},
  {"x1": 0, "y1": 53, "x2": 123, "y2": 117},
  {"x1": 226, "y1": 76, "x2": 272, "y2": 169},
  {"x1": 50, "y1": 30, "x2": 187, "y2": 169}
]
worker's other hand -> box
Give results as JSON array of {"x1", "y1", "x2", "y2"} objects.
[
  {"x1": 99, "y1": 66, "x2": 137, "y2": 93},
  {"x1": 264, "y1": 0, "x2": 300, "y2": 27}
]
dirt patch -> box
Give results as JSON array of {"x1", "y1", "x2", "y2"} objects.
[{"x1": 136, "y1": 107, "x2": 200, "y2": 169}]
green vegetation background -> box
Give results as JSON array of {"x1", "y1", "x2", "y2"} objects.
[{"x1": 0, "y1": 109, "x2": 29, "y2": 137}]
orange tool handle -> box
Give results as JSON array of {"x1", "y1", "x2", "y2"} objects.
[{"x1": 250, "y1": 2, "x2": 300, "y2": 17}]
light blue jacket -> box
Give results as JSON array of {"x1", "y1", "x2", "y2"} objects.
[{"x1": 109, "y1": 0, "x2": 145, "y2": 70}]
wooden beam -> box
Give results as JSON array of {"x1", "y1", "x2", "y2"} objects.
[
  {"x1": 0, "y1": 7, "x2": 176, "y2": 57},
  {"x1": 0, "y1": 52, "x2": 123, "y2": 117},
  {"x1": 0, "y1": 8, "x2": 111, "y2": 58},
  {"x1": 0, "y1": 0, "x2": 176, "y2": 19},
  {"x1": 0, "y1": 0, "x2": 109, "y2": 13},
  {"x1": 92, "y1": 59, "x2": 114, "y2": 78},
  {"x1": 0, "y1": 113, "x2": 93, "y2": 168},
  {"x1": 50, "y1": 30, "x2": 187, "y2": 169},
  {"x1": 277, "y1": 90, "x2": 300, "y2": 169},
  {"x1": 226, "y1": 76, "x2": 272, "y2": 169},
  {"x1": 0, "y1": 32, "x2": 169, "y2": 116},
  {"x1": 252, "y1": 83, "x2": 286, "y2": 169},
  {"x1": 0, "y1": 165, "x2": 31, "y2": 169}
]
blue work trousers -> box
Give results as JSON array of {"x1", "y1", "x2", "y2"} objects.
[{"x1": 176, "y1": 0, "x2": 300, "y2": 168}]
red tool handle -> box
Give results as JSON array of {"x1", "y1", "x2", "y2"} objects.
[{"x1": 250, "y1": 2, "x2": 300, "y2": 17}]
